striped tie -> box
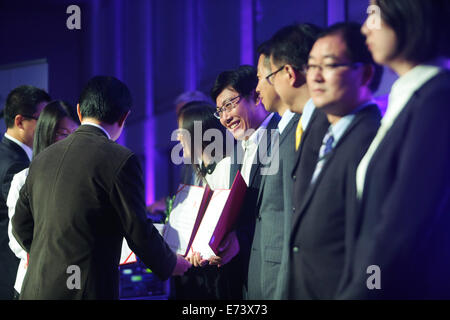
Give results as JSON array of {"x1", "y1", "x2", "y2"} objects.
[{"x1": 310, "y1": 129, "x2": 334, "y2": 184}]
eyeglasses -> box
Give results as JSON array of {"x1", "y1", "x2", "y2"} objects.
[
  {"x1": 214, "y1": 95, "x2": 241, "y2": 119},
  {"x1": 265, "y1": 65, "x2": 285, "y2": 85},
  {"x1": 21, "y1": 114, "x2": 39, "y2": 121},
  {"x1": 304, "y1": 62, "x2": 364, "y2": 74}
]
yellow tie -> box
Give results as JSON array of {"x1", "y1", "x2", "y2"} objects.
[{"x1": 295, "y1": 116, "x2": 303, "y2": 151}]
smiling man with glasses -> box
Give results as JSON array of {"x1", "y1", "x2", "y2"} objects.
[
  {"x1": 209, "y1": 65, "x2": 281, "y2": 299},
  {"x1": 0, "y1": 85, "x2": 50, "y2": 299}
]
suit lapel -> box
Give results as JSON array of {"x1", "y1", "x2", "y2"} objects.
[
  {"x1": 229, "y1": 143, "x2": 240, "y2": 188},
  {"x1": 247, "y1": 113, "x2": 280, "y2": 188},
  {"x1": 1, "y1": 136, "x2": 30, "y2": 163},
  {"x1": 255, "y1": 113, "x2": 299, "y2": 207},
  {"x1": 291, "y1": 109, "x2": 318, "y2": 178},
  {"x1": 291, "y1": 104, "x2": 380, "y2": 231}
]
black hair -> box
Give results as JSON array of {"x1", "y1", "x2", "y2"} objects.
[
  {"x1": 177, "y1": 100, "x2": 228, "y2": 180},
  {"x1": 318, "y1": 22, "x2": 383, "y2": 92},
  {"x1": 210, "y1": 65, "x2": 258, "y2": 104},
  {"x1": 256, "y1": 40, "x2": 272, "y2": 69},
  {"x1": 32, "y1": 100, "x2": 79, "y2": 157},
  {"x1": 375, "y1": 0, "x2": 450, "y2": 63},
  {"x1": 269, "y1": 23, "x2": 322, "y2": 70},
  {"x1": 3, "y1": 85, "x2": 51, "y2": 128},
  {"x1": 78, "y1": 76, "x2": 132, "y2": 124}
]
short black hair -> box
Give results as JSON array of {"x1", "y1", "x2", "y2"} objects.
[
  {"x1": 256, "y1": 40, "x2": 272, "y2": 69},
  {"x1": 317, "y1": 22, "x2": 383, "y2": 92},
  {"x1": 78, "y1": 76, "x2": 132, "y2": 124},
  {"x1": 33, "y1": 100, "x2": 79, "y2": 158},
  {"x1": 375, "y1": 0, "x2": 450, "y2": 63},
  {"x1": 3, "y1": 85, "x2": 51, "y2": 128},
  {"x1": 269, "y1": 23, "x2": 322, "y2": 70},
  {"x1": 210, "y1": 65, "x2": 258, "y2": 103}
]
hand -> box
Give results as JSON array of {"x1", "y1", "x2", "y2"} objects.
[
  {"x1": 172, "y1": 254, "x2": 192, "y2": 276},
  {"x1": 208, "y1": 231, "x2": 240, "y2": 267},
  {"x1": 187, "y1": 251, "x2": 209, "y2": 267}
]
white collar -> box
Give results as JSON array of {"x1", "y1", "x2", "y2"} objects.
[
  {"x1": 241, "y1": 113, "x2": 274, "y2": 150},
  {"x1": 356, "y1": 59, "x2": 446, "y2": 199},
  {"x1": 384, "y1": 60, "x2": 445, "y2": 127},
  {"x1": 277, "y1": 109, "x2": 295, "y2": 135},
  {"x1": 81, "y1": 122, "x2": 112, "y2": 140},
  {"x1": 301, "y1": 98, "x2": 315, "y2": 131},
  {"x1": 4, "y1": 133, "x2": 33, "y2": 161}
]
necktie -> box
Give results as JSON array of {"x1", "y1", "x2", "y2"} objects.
[
  {"x1": 311, "y1": 129, "x2": 334, "y2": 184},
  {"x1": 319, "y1": 130, "x2": 335, "y2": 159},
  {"x1": 295, "y1": 116, "x2": 303, "y2": 151}
]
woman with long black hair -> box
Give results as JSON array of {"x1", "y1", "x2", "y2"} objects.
[
  {"x1": 7, "y1": 100, "x2": 79, "y2": 298},
  {"x1": 171, "y1": 100, "x2": 235, "y2": 299}
]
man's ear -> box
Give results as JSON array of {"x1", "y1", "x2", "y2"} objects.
[
  {"x1": 14, "y1": 114, "x2": 25, "y2": 130},
  {"x1": 118, "y1": 110, "x2": 131, "y2": 128},
  {"x1": 285, "y1": 65, "x2": 306, "y2": 87},
  {"x1": 76, "y1": 104, "x2": 83, "y2": 123}
]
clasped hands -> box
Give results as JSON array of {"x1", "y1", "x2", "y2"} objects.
[{"x1": 187, "y1": 231, "x2": 240, "y2": 268}]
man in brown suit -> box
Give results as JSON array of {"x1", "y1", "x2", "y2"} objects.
[{"x1": 12, "y1": 76, "x2": 191, "y2": 299}]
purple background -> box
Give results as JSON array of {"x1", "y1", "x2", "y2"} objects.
[{"x1": 0, "y1": 0, "x2": 393, "y2": 204}]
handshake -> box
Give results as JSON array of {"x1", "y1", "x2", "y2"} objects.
[{"x1": 171, "y1": 231, "x2": 240, "y2": 275}]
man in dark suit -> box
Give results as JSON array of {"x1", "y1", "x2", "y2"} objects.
[
  {"x1": 12, "y1": 76, "x2": 191, "y2": 299},
  {"x1": 0, "y1": 85, "x2": 50, "y2": 299},
  {"x1": 245, "y1": 25, "x2": 320, "y2": 300},
  {"x1": 287, "y1": 23, "x2": 383, "y2": 299},
  {"x1": 209, "y1": 65, "x2": 280, "y2": 299},
  {"x1": 262, "y1": 24, "x2": 325, "y2": 299}
]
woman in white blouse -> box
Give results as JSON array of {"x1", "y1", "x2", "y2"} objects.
[
  {"x1": 7, "y1": 101, "x2": 79, "y2": 298},
  {"x1": 172, "y1": 100, "x2": 235, "y2": 300}
]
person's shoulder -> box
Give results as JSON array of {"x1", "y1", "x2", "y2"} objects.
[
  {"x1": 420, "y1": 70, "x2": 450, "y2": 95},
  {"x1": 411, "y1": 70, "x2": 450, "y2": 115}
]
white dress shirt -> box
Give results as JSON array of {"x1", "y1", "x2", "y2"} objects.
[
  {"x1": 300, "y1": 98, "x2": 316, "y2": 132},
  {"x1": 277, "y1": 109, "x2": 295, "y2": 135},
  {"x1": 240, "y1": 113, "x2": 275, "y2": 186},
  {"x1": 81, "y1": 122, "x2": 111, "y2": 140},
  {"x1": 6, "y1": 168, "x2": 29, "y2": 293},
  {"x1": 204, "y1": 156, "x2": 231, "y2": 190},
  {"x1": 356, "y1": 61, "x2": 445, "y2": 198}
]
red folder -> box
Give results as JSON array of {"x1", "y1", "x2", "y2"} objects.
[{"x1": 208, "y1": 170, "x2": 247, "y2": 255}]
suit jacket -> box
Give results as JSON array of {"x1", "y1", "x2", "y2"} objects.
[
  {"x1": 338, "y1": 71, "x2": 450, "y2": 300},
  {"x1": 288, "y1": 104, "x2": 381, "y2": 299},
  {"x1": 0, "y1": 136, "x2": 29, "y2": 299},
  {"x1": 247, "y1": 113, "x2": 300, "y2": 300},
  {"x1": 12, "y1": 125, "x2": 177, "y2": 299},
  {"x1": 291, "y1": 109, "x2": 330, "y2": 215},
  {"x1": 220, "y1": 113, "x2": 280, "y2": 299}
]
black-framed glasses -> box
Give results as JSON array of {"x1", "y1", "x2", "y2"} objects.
[
  {"x1": 265, "y1": 65, "x2": 285, "y2": 85},
  {"x1": 304, "y1": 62, "x2": 364, "y2": 74},
  {"x1": 21, "y1": 114, "x2": 39, "y2": 121},
  {"x1": 214, "y1": 95, "x2": 241, "y2": 119}
]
